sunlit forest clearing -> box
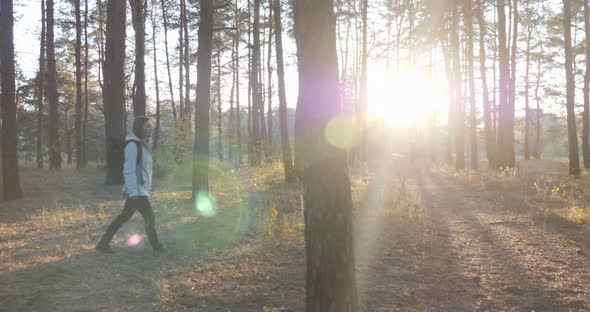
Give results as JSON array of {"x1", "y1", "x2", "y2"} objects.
[{"x1": 2, "y1": 0, "x2": 590, "y2": 311}]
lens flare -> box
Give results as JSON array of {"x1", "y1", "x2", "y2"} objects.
[
  {"x1": 126, "y1": 234, "x2": 144, "y2": 247},
  {"x1": 195, "y1": 191, "x2": 217, "y2": 217},
  {"x1": 325, "y1": 114, "x2": 360, "y2": 149}
]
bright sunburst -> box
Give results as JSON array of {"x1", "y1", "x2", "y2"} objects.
[{"x1": 367, "y1": 67, "x2": 448, "y2": 127}]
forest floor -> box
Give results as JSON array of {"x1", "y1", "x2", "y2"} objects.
[{"x1": 1, "y1": 159, "x2": 590, "y2": 311}]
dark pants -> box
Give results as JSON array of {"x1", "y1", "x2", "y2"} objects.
[{"x1": 98, "y1": 196, "x2": 162, "y2": 249}]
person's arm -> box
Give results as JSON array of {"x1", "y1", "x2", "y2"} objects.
[{"x1": 124, "y1": 142, "x2": 139, "y2": 199}]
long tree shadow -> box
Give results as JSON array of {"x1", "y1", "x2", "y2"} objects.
[{"x1": 420, "y1": 172, "x2": 589, "y2": 311}]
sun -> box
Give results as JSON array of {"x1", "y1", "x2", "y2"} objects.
[{"x1": 367, "y1": 67, "x2": 448, "y2": 127}]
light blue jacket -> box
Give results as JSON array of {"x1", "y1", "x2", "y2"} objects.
[{"x1": 123, "y1": 134, "x2": 153, "y2": 197}]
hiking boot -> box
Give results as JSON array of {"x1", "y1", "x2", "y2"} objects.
[{"x1": 96, "y1": 243, "x2": 115, "y2": 254}]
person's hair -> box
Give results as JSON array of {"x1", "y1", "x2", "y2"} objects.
[{"x1": 133, "y1": 116, "x2": 150, "y2": 138}]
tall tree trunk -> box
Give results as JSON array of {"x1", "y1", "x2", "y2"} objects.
[
  {"x1": 273, "y1": 0, "x2": 294, "y2": 182},
  {"x1": 0, "y1": 0, "x2": 23, "y2": 200},
  {"x1": 182, "y1": 0, "x2": 191, "y2": 125},
  {"x1": 584, "y1": 0, "x2": 590, "y2": 168},
  {"x1": 193, "y1": 0, "x2": 214, "y2": 197},
  {"x1": 524, "y1": 4, "x2": 532, "y2": 160},
  {"x1": 479, "y1": 0, "x2": 494, "y2": 168},
  {"x1": 82, "y1": 0, "x2": 89, "y2": 167},
  {"x1": 294, "y1": 0, "x2": 358, "y2": 310},
  {"x1": 217, "y1": 52, "x2": 223, "y2": 160},
  {"x1": 451, "y1": 4, "x2": 464, "y2": 170},
  {"x1": 229, "y1": 34, "x2": 236, "y2": 162},
  {"x1": 508, "y1": 0, "x2": 518, "y2": 163},
  {"x1": 103, "y1": 0, "x2": 126, "y2": 184},
  {"x1": 465, "y1": 0, "x2": 477, "y2": 170},
  {"x1": 534, "y1": 44, "x2": 542, "y2": 159},
  {"x1": 179, "y1": 4, "x2": 184, "y2": 119},
  {"x1": 65, "y1": 108, "x2": 73, "y2": 164},
  {"x1": 492, "y1": 6, "x2": 498, "y2": 148},
  {"x1": 250, "y1": 0, "x2": 263, "y2": 165},
  {"x1": 75, "y1": 0, "x2": 83, "y2": 168},
  {"x1": 359, "y1": 0, "x2": 368, "y2": 162},
  {"x1": 130, "y1": 0, "x2": 147, "y2": 117},
  {"x1": 37, "y1": 0, "x2": 46, "y2": 169},
  {"x1": 259, "y1": 19, "x2": 267, "y2": 150},
  {"x1": 247, "y1": 0, "x2": 253, "y2": 163},
  {"x1": 267, "y1": 1, "x2": 273, "y2": 158},
  {"x1": 161, "y1": 0, "x2": 177, "y2": 120},
  {"x1": 151, "y1": 0, "x2": 161, "y2": 154},
  {"x1": 563, "y1": 0, "x2": 581, "y2": 176},
  {"x1": 47, "y1": 0, "x2": 61, "y2": 169},
  {"x1": 235, "y1": 0, "x2": 242, "y2": 165},
  {"x1": 443, "y1": 33, "x2": 454, "y2": 166},
  {"x1": 497, "y1": 0, "x2": 513, "y2": 169}
]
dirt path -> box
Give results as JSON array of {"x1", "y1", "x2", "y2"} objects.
[{"x1": 360, "y1": 170, "x2": 590, "y2": 311}]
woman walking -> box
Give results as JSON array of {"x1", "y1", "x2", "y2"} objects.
[{"x1": 96, "y1": 116, "x2": 164, "y2": 253}]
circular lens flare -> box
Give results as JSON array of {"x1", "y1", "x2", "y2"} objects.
[
  {"x1": 325, "y1": 114, "x2": 360, "y2": 149},
  {"x1": 195, "y1": 191, "x2": 217, "y2": 217}
]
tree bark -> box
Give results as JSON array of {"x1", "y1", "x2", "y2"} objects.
[
  {"x1": 465, "y1": 0, "x2": 477, "y2": 170},
  {"x1": 47, "y1": 0, "x2": 62, "y2": 169},
  {"x1": 65, "y1": 107, "x2": 72, "y2": 164},
  {"x1": 563, "y1": 0, "x2": 581, "y2": 176},
  {"x1": 584, "y1": 0, "x2": 590, "y2": 168},
  {"x1": 161, "y1": 0, "x2": 177, "y2": 120},
  {"x1": 359, "y1": 0, "x2": 368, "y2": 162},
  {"x1": 478, "y1": 0, "x2": 494, "y2": 168},
  {"x1": 103, "y1": 0, "x2": 126, "y2": 184},
  {"x1": 250, "y1": 0, "x2": 263, "y2": 165},
  {"x1": 294, "y1": 0, "x2": 358, "y2": 310},
  {"x1": 273, "y1": 0, "x2": 294, "y2": 182},
  {"x1": 524, "y1": 1, "x2": 532, "y2": 160},
  {"x1": 151, "y1": 0, "x2": 161, "y2": 154},
  {"x1": 496, "y1": 0, "x2": 514, "y2": 169},
  {"x1": 229, "y1": 31, "x2": 236, "y2": 162},
  {"x1": 193, "y1": 0, "x2": 214, "y2": 197},
  {"x1": 82, "y1": 0, "x2": 89, "y2": 167},
  {"x1": 36, "y1": 0, "x2": 46, "y2": 169},
  {"x1": 75, "y1": 0, "x2": 83, "y2": 168},
  {"x1": 451, "y1": 4, "x2": 464, "y2": 170},
  {"x1": 0, "y1": 0, "x2": 24, "y2": 200},
  {"x1": 130, "y1": 0, "x2": 147, "y2": 117},
  {"x1": 266, "y1": 0, "x2": 273, "y2": 158},
  {"x1": 217, "y1": 51, "x2": 223, "y2": 160},
  {"x1": 179, "y1": 2, "x2": 185, "y2": 119},
  {"x1": 235, "y1": 0, "x2": 242, "y2": 165},
  {"x1": 247, "y1": 0, "x2": 253, "y2": 162},
  {"x1": 534, "y1": 43, "x2": 542, "y2": 159}
]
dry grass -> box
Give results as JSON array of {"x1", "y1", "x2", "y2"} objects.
[
  {"x1": 0, "y1": 159, "x2": 422, "y2": 311},
  {"x1": 437, "y1": 159, "x2": 590, "y2": 247},
  {"x1": 0, "y1": 164, "x2": 253, "y2": 311}
]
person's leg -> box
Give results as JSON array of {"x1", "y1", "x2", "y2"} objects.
[
  {"x1": 136, "y1": 197, "x2": 164, "y2": 251},
  {"x1": 96, "y1": 198, "x2": 138, "y2": 250}
]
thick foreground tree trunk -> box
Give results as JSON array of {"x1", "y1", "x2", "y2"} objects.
[
  {"x1": 0, "y1": 0, "x2": 24, "y2": 200},
  {"x1": 294, "y1": 0, "x2": 358, "y2": 310},
  {"x1": 103, "y1": 0, "x2": 126, "y2": 184},
  {"x1": 192, "y1": 0, "x2": 214, "y2": 197}
]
